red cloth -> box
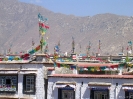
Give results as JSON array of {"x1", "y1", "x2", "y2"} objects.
[
  {"x1": 0, "y1": 58, "x2": 2, "y2": 61},
  {"x1": 45, "y1": 25, "x2": 49, "y2": 29},
  {"x1": 35, "y1": 45, "x2": 41, "y2": 51},
  {"x1": 57, "y1": 63, "x2": 60, "y2": 68},
  {"x1": 39, "y1": 22, "x2": 45, "y2": 28}
]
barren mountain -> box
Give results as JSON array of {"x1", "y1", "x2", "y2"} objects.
[{"x1": 0, "y1": 0, "x2": 133, "y2": 56}]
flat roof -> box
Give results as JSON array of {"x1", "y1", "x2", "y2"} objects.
[
  {"x1": 48, "y1": 74, "x2": 133, "y2": 79},
  {"x1": 0, "y1": 61, "x2": 53, "y2": 64},
  {"x1": 77, "y1": 63, "x2": 119, "y2": 67}
]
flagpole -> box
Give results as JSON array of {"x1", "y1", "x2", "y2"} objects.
[
  {"x1": 72, "y1": 37, "x2": 75, "y2": 54},
  {"x1": 87, "y1": 41, "x2": 91, "y2": 56},
  {"x1": 79, "y1": 43, "x2": 81, "y2": 54},
  {"x1": 98, "y1": 40, "x2": 101, "y2": 55},
  {"x1": 38, "y1": 13, "x2": 49, "y2": 54},
  {"x1": 58, "y1": 39, "x2": 60, "y2": 55},
  {"x1": 32, "y1": 38, "x2": 35, "y2": 50}
]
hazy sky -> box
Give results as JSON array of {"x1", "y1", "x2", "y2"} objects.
[{"x1": 19, "y1": 0, "x2": 133, "y2": 17}]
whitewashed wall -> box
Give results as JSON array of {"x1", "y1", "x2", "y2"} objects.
[
  {"x1": 48, "y1": 77, "x2": 133, "y2": 99},
  {"x1": 0, "y1": 63, "x2": 45, "y2": 99}
]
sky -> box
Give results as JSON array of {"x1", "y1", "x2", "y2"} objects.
[{"x1": 19, "y1": 0, "x2": 133, "y2": 17}]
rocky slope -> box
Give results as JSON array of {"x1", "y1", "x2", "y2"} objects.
[{"x1": 0, "y1": 0, "x2": 133, "y2": 56}]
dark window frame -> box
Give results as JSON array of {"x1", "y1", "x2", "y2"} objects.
[
  {"x1": 90, "y1": 88, "x2": 109, "y2": 99},
  {"x1": 0, "y1": 74, "x2": 18, "y2": 93},
  {"x1": 58, "y1": 85, "x2": 75, "y2": 99},
  {"x1": 23, "y1": 74, "x2": 36, "y2": 95},
  {"x1": 125, "y1": 90, "x2": 133, "y2": 99}
]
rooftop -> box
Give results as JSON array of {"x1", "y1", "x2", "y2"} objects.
[{"x1": 48, "y1": 74, "x2": 133, "y2": 79}]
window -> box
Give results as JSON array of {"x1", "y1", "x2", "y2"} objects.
[
  {"x1": 6, "y1": 79, "x2": 11, "y2": 84},
  {"x1": 125, "y1": 91, "x2": 133, "y2": 99},
  {"x1": 0, "y1": 75, "x2": 17, "y2": 92},
  {"x1": 90, "y1": 89, "x2": 109, "y2": 99},
  {"x1": 23, "y1": 75, "x2": 36, "y2": 94},
  {"x1": 94, "y1": 91, "x2": 108, "y2": 99},
  {"x1": 62, "y1": 90, "x2": 74, "y2": 99},
  {"x1": 58, "y1": 85, "x2": 75, "y2": 99},
  {"x1": 129, "y1": 93, "x2": 133, "y2": 99}
]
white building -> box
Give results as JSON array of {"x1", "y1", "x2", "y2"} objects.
[
  {"x1": 1, "y1": 54, "x2": 132, "y2": 99},
  {"x1": 48, "y1": 74, "x2": 133, "y2": 99},
  {"x1": 47, "y1": 62, "x2": 133, "y2": 99},
  {"x1": 0, "y1": 61, "x2": 45, "y2": 99}
]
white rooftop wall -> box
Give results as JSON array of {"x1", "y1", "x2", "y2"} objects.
[{"x1": 48, "y1": 77, "x2": 133, "y2": 99}]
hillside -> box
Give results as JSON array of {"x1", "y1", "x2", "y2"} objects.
[{"x1": 0, "y1": 0, "x2": 133, "y2": 56}]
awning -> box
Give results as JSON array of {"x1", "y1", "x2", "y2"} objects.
[
  {"x1": 122, "y1": 83, "x2": 133, "y2": 86},
  {"x1": 88, "y1": 82, "x2": 111, "y2": 86},
  {"x1": 0, "y1": 71, "x2": 18, "y2": 74},
  {"x1": 19, "y1": 70, "x2": 37, "y2": 74},
  {"x1": 122, "y1": 83, "x2": 133, "y2": 90},
  {"x1": 0, "y1": 69, "x2": 37, "y2": 74},
  {"x1": 55, "y1": 82, "x2": 76, "y2": 89},
  {"x1": 88, "y1": 82, "x2": 111, "y2": 90},
  {"x1": 122, "y1": 87, "x2": 133, "y2": 90}
]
